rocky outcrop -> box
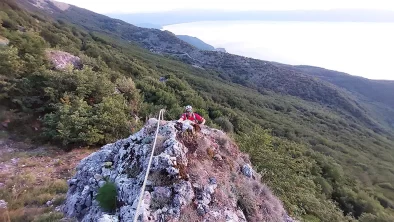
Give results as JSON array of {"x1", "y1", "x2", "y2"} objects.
[
  {"x1": 64, "y1": 119, "x2": 294, "y2": 222},
  {"x1": 45, "y1": 50, "x2": 81, "y2": 70}
]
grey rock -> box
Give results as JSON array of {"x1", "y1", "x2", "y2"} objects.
[
  {"x1": 94, "y1": 174, "x2": 103, "y2": 181},
  {"x1": 98, "y1": 180, "x2": 106, "y2": 188},
  {"x1": 225, "y1": 210, "x2": 240, "y2": 221},
  {"x1": 192, "y1": 181, "x2": 217, "y2": 215},
  {"x1": 173, "y1": 181, "x2": 194, "y2": 207},
  {"x1": 141, "y1": 136, "x2": 153, "y2": 144},
  {"x1": 242, "y1": 164, "x2": 253, "y2": 178},
  {"x1": 11, "y1": 158, "x2": 19, "y2": 165},
  {"x1": 209, "y1": 177, "x2": 217, "y2": 185},
  {"x1": 0, "y1": 200, "x2": 7, "y2": 209},
  {"x1": 64, "y1": 119, "x2": 190, "y2": 221},
  {"x1": 68, "y1": 179, "x2": 78, "y2": 186},
  {"x1": 46, "y1": 200, "x2": 53, "y2": 207},
  {"x1": 152, "y1": 187, "x2": 172, "y2": 206},
  {"x1": 103, "y1": 162, "x2": 113, "y2": 168},
  {"x1": 197, "y1": 204, "x2": 206, "y2": 215},
  {"x1": 206, "y1": 184, "x2": 217, "y2": 195},
  {"x1": 284, "y1": 214, "x2": 296, "y2": 222},
  {"x1": 55, "y1": 205, "x2": 62, "y2": 212},
  {"x1": 98, "y1": 214, "x2": 119, "y2": 222},
  {"x1": 214, "y1": 154, "x2": 223, "y2": 161}
]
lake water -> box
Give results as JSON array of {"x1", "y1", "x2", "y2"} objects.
[{"x1": 163, "y1": 21, "x2": 394, "y2": 80}]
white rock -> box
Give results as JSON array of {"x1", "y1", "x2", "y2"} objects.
[
  {"x1": 0, "y1": 200, "x2": 7, "y2": 209},
  {"x1": 242, "y1": 164, "x2": 253, "y2": 178},
  {"x1": 46, "y1": 200, "x2": 53, "y2": 207},
  {"x1": 98, "y1": 214, "x2": 119, "y2": 222}
]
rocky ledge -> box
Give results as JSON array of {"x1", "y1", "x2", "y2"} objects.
[{"x1": 63, "y1": 119, "x2": 294, "y2": 222}]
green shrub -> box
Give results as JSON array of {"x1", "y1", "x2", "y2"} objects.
[
  {"x1": 94, "y1": 95, "x2": 132, "y2": 143},
  {"x1": 314, "y1": 176, "x2": 333, "y2": 197},
  {"x1": 0, "y1": 46, "x2": 23, "y2": 78},
  {"x1": 96, "y1": 181, "x2": 117, "y2": 212},
  {"x1": 377, "y1": 183, "x2": 394, "y2": 191},
  {"x1": 26, "y1": 193, "x2": 53, "y2": 205},
  {"x1": 47, "y1": 179, "x2": 68, "y2": 194},
  {"x1": 32, "y1": 212, "x2": 64, "y2": 222},
  {"x1": 52, "y1": 195, "x2": 66, "y2": 206},
  {"x1": 209, "y1": 109, "x2": 223, "y2": 119},
  {"x1": 42, "y1": 96, "x2": 103, "y2": 146},
  {"x1": 376, "y1": 194, "x2": 394, "y2": 209},
  {"x1": 214, "y1": 117, "x2": 234, "y2": 133},
  {"x1": 1, "y1": 19, "x2": 17, "y2": 30},
  {"x1": 359, "y1": 213, "x2": 394, "y2": 222}
]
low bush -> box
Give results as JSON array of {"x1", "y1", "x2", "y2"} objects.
[
  {"x1": 214, "y1": 117, "x2": 234, "y2": 133},
  {"x1": 96, "y1": 181, "x2": 117, "y2": 212}
]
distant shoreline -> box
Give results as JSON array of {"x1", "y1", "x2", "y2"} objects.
[{"x1": 163, "y1": 21, "x2": 394, "y2": 80}]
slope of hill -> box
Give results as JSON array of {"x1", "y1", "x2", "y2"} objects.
[
  {"x1": 2, "y1": 0, "x2": 394, "y2": 221},
  {"x1": 295, "y1": 65, "x2": 394, "y2": 109},
  {"x1": 293, "y1": 65, "x2": 394, "y2": 129},
  {"x1": 176, "y1": 35, "x2": 215, "y2": 51}
]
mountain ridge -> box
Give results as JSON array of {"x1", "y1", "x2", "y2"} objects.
[{"x1": 291, "y1": 65, "x2": 394, "y2": 129}]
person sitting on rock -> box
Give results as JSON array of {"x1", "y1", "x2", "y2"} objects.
[{"x1": 178, "y1": 105, "x2": 206, "y2": 125}]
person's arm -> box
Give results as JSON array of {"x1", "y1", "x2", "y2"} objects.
[
  {"x1": 177, "y1": 114, "x2": 185, "y2": 122},
  {"x1": 195, "y1": 114, "x2": 206, "y2": 125}
]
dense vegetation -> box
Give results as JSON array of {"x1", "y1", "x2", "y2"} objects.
[
  {"x1": 2, "y1": 0, "x2": 394, "y2": 221},
  {"x1": 96, "y1": 181, "x2": 118, "y2": 212},
  {"x1": 293, "y1": 65, "x2": 394, "y2": 130}
]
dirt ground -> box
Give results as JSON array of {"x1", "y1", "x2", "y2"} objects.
[{"x1": 0, "y1": 131, "x2": 95, "y2": 222}]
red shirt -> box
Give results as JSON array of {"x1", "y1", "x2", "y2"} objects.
[{"x1": 180, "y1": 113, "x2": 204, "y2": 123}]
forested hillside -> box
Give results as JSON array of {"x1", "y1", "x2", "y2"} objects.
[
  {"x1": 1, "y1": 0, "x2": 394, "y2": 221},
  {"x1": 293, "y1": 65, "x2": 394, "y2": 129},
  {"x1": 295, "y1": 65, "x2": 394, "y2": 110}
]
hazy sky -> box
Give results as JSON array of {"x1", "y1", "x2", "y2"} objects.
[{"x1": 59, "y1": 0, "x2": 394, "y2": 14}]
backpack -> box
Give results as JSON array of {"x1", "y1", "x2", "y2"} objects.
[{"x1": 183, "y1": 112, "x2": 197, "y2": 122}]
